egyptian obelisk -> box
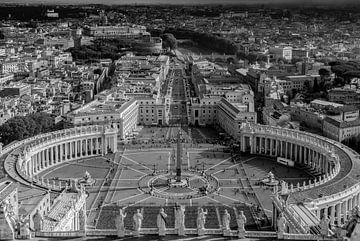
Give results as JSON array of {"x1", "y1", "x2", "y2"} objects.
[{"x1": 176, "y1": 131, "x2": 182, "y2": 182}]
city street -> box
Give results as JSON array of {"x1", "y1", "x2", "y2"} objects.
[{"x1": 168, "y1": 62, "x2": 189, "y2": 125}]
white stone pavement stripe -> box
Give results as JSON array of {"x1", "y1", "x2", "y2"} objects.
[
  {"x1": 206, "y1": 196, "x2": 230, "y2": 207},
  {"x1": 124, "y1": 151, "x2": 170, "y2": 155},
  {"x1": 119, "y1": 155, "x2": 153, "y2": 171},
  {"x1": 217, "y1": 193, "x2": 272, "y2": 213},
  {"x1": 128, "y1": 196, "x2": 153, "y2": 207},
  {"x1": 220, "y1": 186, "x2": 262, "y2": 189},
  {"x1": 205, "y1": 157, "x2": 232, "y2": 172},
  {"x1": 168, "y1": 151, "x2": 171, "y2": 171},
  {"x1": 105, "y1": 193, "x2": 145, "y2": 206},
  {"x1": 126, "y1": 166, "x2": 147, "y2": 175}
]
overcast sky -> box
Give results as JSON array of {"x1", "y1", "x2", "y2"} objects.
[{"x1": 0, "y1": 0, "x2": 358, "y2": 5}]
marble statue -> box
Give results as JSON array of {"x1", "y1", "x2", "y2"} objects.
[
  {"x1": 344, "y1": 206, "x2": 360, "y2": 241},
  {"x1": 234, "y1": 208, "x2": 246, "y2": 238},
  {"x1": 197, "y1": 207, "x2": 208, "y2": 230},
  {"x1": 277, "y1": 212, "x2": 287, "y2": 234},
  {"x1": 32, "y1": 210, "x2": 44, "y2": 232},
  {"x1": 133, "y1": 208, "x2": 143, "y2": 236},
  {"x1": 116, "y1": 208, "x2": 127, "y2": 237},
  {"x1": 175, "y1": 205, "x2": 185, "y2": 235},
  {"x1": 222, "y1": 209, "x2": 231, "y2": 231},
  {"x1": 157, "y1": 208, "x2": 167, "y2": 236},
  {"x1": 236, "y1": 210, "x2": 247, "y2": 232},
  {"x1": 0, "y1": 201, "x2": 14, "y2": 240},
  {"x1": 320, "y1": 215, "x2": 330, "y2": 236},
  {"x1": 84, "y1": 171, "x2": 91, "y2": 181},
  {"x1": 18, "y1": 215, "x2": 31, "y2": 239},
  {"x1": 268, "y1": 171, "x2": 275, "y2": 182}
]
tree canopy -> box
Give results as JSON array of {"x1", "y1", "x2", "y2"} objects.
[
  {"x1": 318, "y1": 68, "x2": 330, "y2": 77},
  {"x1": 0, "y1": 113, "x2": 61, "y2": 145},
  {"x1": 160, "y1": 33, "x2": 177, "y2": 50}
]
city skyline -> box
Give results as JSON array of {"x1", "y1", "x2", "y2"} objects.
[{"x1": 0, "y1": 0, "x2": 359, "y2": 5}]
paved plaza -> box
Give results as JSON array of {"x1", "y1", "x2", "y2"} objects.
[{"x1": 37, "y1": 129, "x2": 312, "y2": 231}]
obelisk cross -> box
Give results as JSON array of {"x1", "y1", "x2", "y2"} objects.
[{"x1": 176, "y1": 130, "x2": 182, "y2": 182}]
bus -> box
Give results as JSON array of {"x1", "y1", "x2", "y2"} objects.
[{"x1": 277, "y1": 157, "x2": 295, "y2": 167}]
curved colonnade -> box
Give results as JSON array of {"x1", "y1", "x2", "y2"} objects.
[
  {"x1": 2, "y1": 123, "x2": 360, "y2": 229},
  {"x1": 239, "y1": 123, "x2": 360, "y2": 226},
  {"x1": 3, "y1": 125, "x2": 118, "y2": 191}
]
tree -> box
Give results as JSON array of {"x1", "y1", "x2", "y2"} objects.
[
  {"x1": 318, "y1": 68, "x2": 330, "y2": 77},
  {"x1": 0, "y1": 113, "x2": 58, "y2": 145},
  {"x1": 313, "y1": 78, "x2": 320, "y2": 92},
  {"x1": 161, "y1": 33, "x2": 177, "y2": 50}
]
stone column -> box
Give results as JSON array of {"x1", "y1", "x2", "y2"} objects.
[
  {"x1": 344, "y1": 200, "x2": 348, "y2": 224},
  {"x1": 285, "y1": 142, "x2": 288, "y2": 159},
  {"x1": 336, "y1": 203, "x2": 341, "y2": 225},
  {"x1": 251, "y1": 136, "x2": 255, "y2": 154},
  {"x1": 90, "y1": 138, "x2": 93, "y2": 155},
  {"x1": 314, "y1": 151, "x2": 317, "y2": 169},
  {"x1": 353, "y1": 196, "x2": 356, "y2": 210},
  {"x1": 330, "y1": 205, "x2": 335, "y2": 225},
  {"x1": 79, "y1": 140, "x2": 83, "y2": 157},
  {"x1": 35, "y1": 153, "x2": 39, "y2": 172},
  {"x1": 96, "y1": 138, "x2": 100, "y2": 155},
  {"x1": 290, "y1": 143, "x2": 293, "y2": 160},
  {"x1": 55, "y1": 145, "x2": 58, "y2": 164},
  {"x1": 30, "y1": 156, "x2": 34, "y2": 176},
  {"x1": 270, "y1": 138, "x2": 274, "y2": 156},
  {"x1": 103, "y1": 136, "x2": 108, "y2": 155},
  {"x1": 49, "y1": 147, "x2": 53, "y2": 166},
  {"x1": 74, "y1": 140, "x2": 78, "y2": 158},
  {"x1": 42, "y1": 151, "x2": 45, "y2": 169},
  {"x1": 85, "y1": 139, "x2": 88, "y2": 156},
  {"x1": 325, "y1": 207, "x2": 329, "y2": 220},
  {"x1": 65, "y1": 142, "x2": 68, "y2": 160},
  {"x1": 44, "y1": 149, "x2": 48, "y2": 167}
]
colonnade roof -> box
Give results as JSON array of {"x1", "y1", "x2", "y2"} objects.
[{"x1": 290, "y1": 143, "x2": 360, "y2": 203}]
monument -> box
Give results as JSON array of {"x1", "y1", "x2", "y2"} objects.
[
  {"x1": 176, "y1": 131, "x2": 182, "y2": 182},
  {"x1": 133, "y1": 208, "x2": 143, "y2": 237},
  {"x1": 174, "y1": 205, "x2": 185, "y2": 236},
  {"x1": 222, "y1": 209, "x2": 231, "y2": 236},
  {"x1": 168, "y1": 131, "x2": 188, "y2": 188},
  {"x1": 197, "y1": 207, "x2": 208, "y2": 235},
  {"x1": 0, "y1": 201, "x2": 14, "y2": 240},
  {"x1": 157, "y1": 208, "x2": 167, "y2": 236},
  {"x1": 116, "y1": 208, "x2": 127, "y2": 237},
  {"x1": 234, "y1": 208, "x2": 247, "y2": 238}
]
